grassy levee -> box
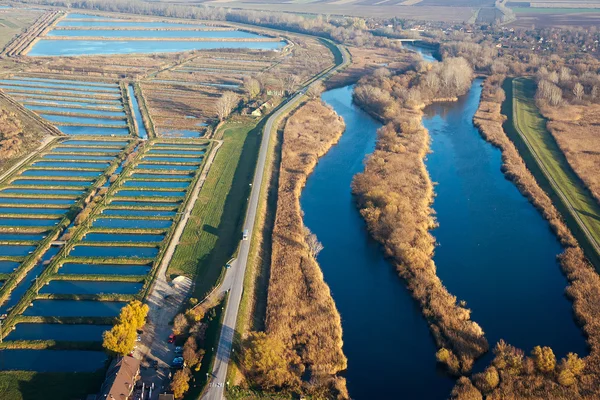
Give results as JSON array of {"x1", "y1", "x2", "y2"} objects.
[
  {"x1": 0, "y1": 370, "x2": 106, "y2": 400},
  {"x1": 167, "y1": 118, "x2": 261, "y2": 299},
  {"x1": 134, "y1": 82, "x2": 157, "y2": 139},
  {"x1": 0, "y1": 340, "x2": 103, "y2": 351},
  {"x1": 505, "y1": 77, "x2": 600, "y2": 267}
]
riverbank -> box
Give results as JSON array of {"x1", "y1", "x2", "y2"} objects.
[
  {"x1": 450, "y1": 75, "x2": 600, "y2": 399},
  {"x1": 247, "y1": 100, "x2": 348, "y2": 398}
]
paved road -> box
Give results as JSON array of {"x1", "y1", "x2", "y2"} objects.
[
  {"x1": 137, "y1": 140, "x2": 223, "y2": 400},
  {"x1": 202, "y1": 42, "x2": 349, "y2": 400}
]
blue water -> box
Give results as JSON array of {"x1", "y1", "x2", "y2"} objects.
[
  {"x1": 0, "y1": 84, "x2": 119, "y2": 97},
  {"x1": 41, "y1": 280, "x2": 143, "y2": 295},
  {"x1": 64, "y1": 13, "x2": 119, "y2": 20},
  {"x1": 70, "y1": 245, "x2": 158, "y2": 258},
  {"x1": 423, "y1": 80, "x2": 587, "y2": 364},
  {"x1": 301, "y1": 85, "x2": 454, "y2": 399},
  {"x1": 152, "y1": 143, "x2": 207, "y2": 149},
  {"x1": 59, "y1": 262, "x2": 151, "y2": 276},
  {"x1": 83, "y1": 232, "x2": 165, "y2": 242},
  {"x1": 142, "y1": 156, "x2": 202, "y2": 163},
  {"x1": 55, "y1": 21, "x2": 208, "y2": 28},
  {"x1": 0, "y1": 233, "x2": 47, "y2": 241},
  {"x1": 130, "y1": 173, "x2": 192, "y2": 180},
  {"x1": 93, "y1": 218, "x2": 172, "y2": 230},
  {"x1": 114, "y1": 190, "x2": 186, "y2": 198},
  {"x1": 23, "y1": 300, "x2": 126, "y2": 317},
  {"x1": 127, "y1": 85, "x2": 148, "y2": 139},
  {"x1": 42, "y1": 114, "x2": 126, "y2": 126},
  {"x1": 62, "y1": 140, "x2": 128, "y2": 146},
  {"x1": 0, "y1": 349, "x2": 107, "y2": 372},
  {"x1": 108, "y1": 200, "x2": 181, "y2": 207},
  {"x1": 0, "y1": 245, "x2": 37, "y2": 257},
  {"x1": 0, "y1": 207, "x2": 67, "y2": 215},
  {"x1": 6, "y1": 323, "x2": 112, "y2": 341},
  {"x1": 11, "y1": 76, "x2": 117, "y2": 87},
  {"x1": 148, "y1": 148, "x2": 205, "y2": 155},
  {"x1": 43, "y1": 154, "x2": 115, "y2": 161},
  {"x1": 11, "y1": 179, "x2": 91, "y2": 187},
  {"x1": 22, "y1": 99, "x2": 123, "y2": 109},
  {"x1": 0, "y1": 218, "x2": 60, "y2": 227},
  {"x1": 0, "y1": 197, "x2": 75, "y2": 205},
  {"x1": 122, "y1": 180, "x2": 189, "y2": 189},
  {"x1": 28, "y1": 40, "x2": 286, "y2": 56},
  {"x1": 20, "y1": 170, "x2": 102, "y2": 177},
  {"x1": 102, "y1": 209, "x2": 176, "y2": 217},
  {"x1": 26, "y1": 104, "x2": 125, "y2": 117},
  {"x1": 0, "y1": 188, "x2": 83, "y2": 196},
  {"x1": 0, "y1": 246, "x2": 61, "y2": 314},
  {"x1": 137, "y1": 163, "x2": 198, "y2": 171},
  {"x1": 58, "y1": 125, "x2": 130, "y2": 136},
  {"x1": 0, "y1": 261, "x2": 19, "y2": 274},
  {"x1": 0, "y1": 79, "x2": 119, "y2": 92},
  {"x1": 10, "y1": 92, "x2": 122, "y2": 104},
  {"x1": 49, "y1": 29, "x2": 263, "y2": 39},
  {"x1": 52, "y1": 146, "x2": 120, "y2": 153}
]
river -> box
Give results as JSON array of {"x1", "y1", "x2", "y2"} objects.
[{"x1": 301, "y1": 70, "x2": 586, "y2": 399}]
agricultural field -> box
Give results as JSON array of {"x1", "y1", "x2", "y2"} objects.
[
  {"x1": 507, "y1": 1, "x2": 600, "y2": 26},
  {"x1": 0, "y1": 6, "x2": 43, "y2": 49}
]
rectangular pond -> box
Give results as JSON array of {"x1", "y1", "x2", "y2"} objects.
[
  {"x1": 128, "y1": 84, "x2": 148, "y2": 139},
  {"x1": 11, "y1": 179, "x2": 91, "y2": 187},
  {"x1": 0, "y1": 84, "x2": 120, "y2": 98},
  {"x1": 26, "y1": 104, "x2": 125, "y2": 117},
  {"x1": 93, "y1": 217, "x2": 173, "y2": 230},
  {"x1": 70, "y1": 245, "x2": 159, "y2": 258},
  {"x1": 0, "y1": 188, "x2": 84, "y2": 196},
  {"x1": 147, "y1": 148, "x2": 206, "y2": 155},
  {"x1": 0, "y1": 233, "x2": 47, "y2": 241},
  {"x1": 32, "y1": 161, "x2": 109, "y2": 169},
  {"x1": 10, "y1": 91, "x2": 122, "y2": 103},
  {"x1": 0, "y1": 207, "x2": 67, "y2": 215},
  {"x1": 6, "y1": 323, "x2": 112, "y2": 342},
  {"x1": 43, "y1": 154, "x2": 115, "y2": 161},
  {"x1": 21, "y1": 169, "x2": 102, "y2": 177},
  {"x1": 59, "y1": 262, "x2": 151, "y2": 276},
  {"x1": 48, "y1": 29, "x2": 265, "y2": 40},
  {"x1": 122, "y1": 180, "x2": 190, "y2": 189},
  {"x1": 58, "y1": 126, "x2": 130, "y2": 136},
  {"x1": 22, "y1": 99, "x2": 123, "y2": 109},
  {"x1": 137, "y1": 163, "x2": 198, "y2": 171},
  {"x1": 40, "y1": 280, "x2": 143, "y2": 295},
  {"x1": 52, "y1": 146, "x2": 121, "y2": 153},
  {"x1": 0, "y1": 349, "x2": 107, "y2": 372},
  {"x1": 23, "y1": 299, "x2": 127, "y2": 317},
  {"x1": 142, "y1": 156, "x2": 203, "y2": 163},
  {"x1": 113, "y1": 189, "x2": 186, "y2": 198},
  {"x1": 102, "y1": 209, "x2": 176, "y2": 217},
  {"x1": 27, "y1": 39, "x2": 287, "y2": 56},
  {"x1": 83, "y1": 232, "x2": 165, "y2": 242},
  {"x1": 158, "y1": 129, "x2": 202, "y2": 138},
  {"x1": 108, "y1": 200, "x2": 181, "y2": 207},
  {"x1": 12, "y1": 76, "x2": 116, "y2": 87},
  {"x1": 0, "y1": 261, "x2": 20, "y2": 274},
  {"x1": 0, "y1": 245, "x2": 37, "y2": 257},
  {"x1": 62, "y1": 140, "x2": 129, "y2": 147},
  {"x1": 42, "y1": 114, "x2": 127, "y2": 126},
  {"x1": 0, "y1": 79, "x2": 119, "y2": 92},
  {"x1": 0, "y1": 217, "x2": 60, "y2": 227},
  {"x1": 55, "y1": 20, "x2": 208, "y2": 28},
  {"x1": 0, "y1": 197, "x2": 75, "y2": 205}
]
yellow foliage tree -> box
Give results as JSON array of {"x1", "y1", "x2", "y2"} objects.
[
  {"x1": 531, "y1": 346, "x2": 556, "y2": 373},
  {"x1": 558, "y1": 369, "x2": 576, "y2": 387},
  {"x1": 242, "y1": 332, "x2": 296, "y2": 390},
  {"x1": 119, "y1": 300, "x2": 149, "y2": 330},
  {"x1": 561, "y1": 352, "x2": 585, "y2": 376},
  {"x1": 103, "y1": 323, "x2": 136, "y2": 356},
  {"x1": 171, "y1": 368, "x2": 191, "y2": 399}
]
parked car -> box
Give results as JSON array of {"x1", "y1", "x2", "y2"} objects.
[
  {"x1": 136, "y1": 335, "x2": 142, "y2": 342},
  {"x1": 168, "y1": 333, "x2": 176, "y2": 343},
  {"x1": 172, "y1": 357, "x2": 184, "y2": 367},
  {"x1": 153, "y1": 360, "x2": 159, "y2": 370},
  {"x1": 174, "y1": 346, "x2": 183, "y2": 354}
]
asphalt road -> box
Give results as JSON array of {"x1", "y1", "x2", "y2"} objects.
[{"x1": 202, "y1": 42, "x2": 349, "y2": 400}]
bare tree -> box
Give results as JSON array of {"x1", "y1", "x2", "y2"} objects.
[
  {"x1": 283, "y1": 74, "x2": 300, "y2": 94},
  {"x1": 573, "y1": 83, "x2": 584, "y2": 102},
  {"x1": 243, "y1": 77, "x2": 261, "y2": 99},
  {"x1": 303, "y1": 226, "x2": 324, "y2": 258},
  {"x1": 215, "y1": 91, "x2": 239, "y2": 121},
  {"x1": 306, "y1": 81, "x2": 325, "y2": 99}
]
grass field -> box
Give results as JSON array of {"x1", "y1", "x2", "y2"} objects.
[
  {"x1": 510, "y1": 77, "x2": 600, "y2": 260},
  {"x1": 512, "y1": 7, "x2": 600, "y2": 13},
  {"x1": 0, "y1": 9, "x2": 43, "y2": 49},
  {"x1": 167, "y1": 118, "x2": 261, "y2": 299},
  {"x1": 0, "y1": 370, "x2": 105, "y2": 400}
]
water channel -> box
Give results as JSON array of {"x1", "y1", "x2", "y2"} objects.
[{"x1": 300, "y1": 47, "x2": 586, "y2": 398}]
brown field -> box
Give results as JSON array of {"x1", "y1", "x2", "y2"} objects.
[
  {"x1": 509, "y1": 10, "x2": 600, "y2": 27},
  {"x1": 540, "y1": 103, "x2": 600, "y2": 205},
  {"x1": 252, "y1": 99, "x2": 347, "y2": 397},
  {"x1": 0, "y1": 7, "x2": 44, "y2": 49}
]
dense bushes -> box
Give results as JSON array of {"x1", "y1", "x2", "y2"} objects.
[
  {"x1": 244, "y1": 100, "x2": 347, "y2": 398},
  {"x1": 0, "y1": 110, "x2": 24, "y2": 159},
  {"x1": 352, "y1": 59, "x2": 487, "y2": 374}
]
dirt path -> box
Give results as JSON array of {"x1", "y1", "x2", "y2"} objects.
[{"x1": 0, "y1": 135, "x2": 56, "y2": 182}]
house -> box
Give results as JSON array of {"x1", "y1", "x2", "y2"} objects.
[{"x1": 97, "y1": 356, "x2": 141, "y2": 400}]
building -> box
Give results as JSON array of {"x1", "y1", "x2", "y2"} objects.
[{"x1": 97, "y1": 356, "x2": 141, "y2": 400}]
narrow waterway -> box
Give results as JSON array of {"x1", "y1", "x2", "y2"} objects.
[
  {"x1": 301, "y1": 86, "x2": 454, "y2": 399},
  {"x1": 423, "y1": 79, "x2": 587, "y2": 366}
]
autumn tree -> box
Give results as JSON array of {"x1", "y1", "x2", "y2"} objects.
[
  {"x1": 173, "y1": 313, "x2": 188, "y2": 336},
  {"x1": 558, "y1": 352, "x2": 585, "y2": 386},
  {"x1": 119, "y1": 300, "x2": 149, "y2": 330},
  {"x1": 171, "y1": 367, "x2": 191, "y2": 399},
  {"x1": 103, "y1": 323, "x2": 136, "y2": 356},
  {"x1": 243, "y1": 77, "x2": 261, "y2": 99},
  {"x1": 303, "y1": 226, "x2": 323, "y2": 258},
  {"x1": 242, "y1": 332, "x2": 296, "y2": 390},
  {"x1": 573, "y1": 82, "x2": 584, "y2": 101},
  {"x1": 531, "y1": 346, "x2": 556, "y2": 373},
  {"x1": 215, "y1": 91, "x2": 239, "y2": 121},
  {"x1": 306, "y1": 81, "x2": 325, "y2": 99}
]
